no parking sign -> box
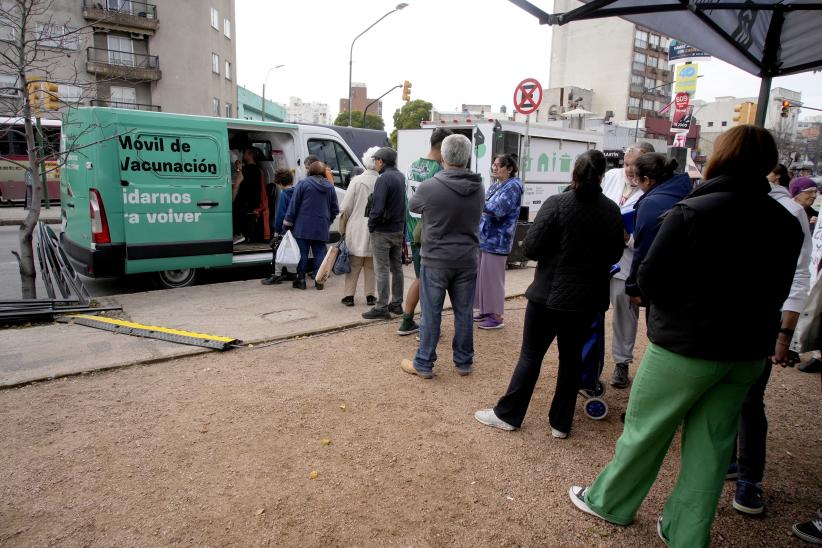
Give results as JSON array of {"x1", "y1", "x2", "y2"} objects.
[{"x1": 514, "y1": 78, "x2": 543, "y2": 115}]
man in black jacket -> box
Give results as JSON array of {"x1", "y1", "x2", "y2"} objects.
[{"x1": 363, "y1": 147, "x2": 406, "y2": 320}]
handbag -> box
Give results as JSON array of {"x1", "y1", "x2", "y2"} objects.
[{"x1": 333, "y1": 239, "x2": 351, "y2": 275}]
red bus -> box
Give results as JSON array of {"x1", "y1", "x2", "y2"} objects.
[{"x1": 0, "y1": 116, "x2": 61, "y2": 205}]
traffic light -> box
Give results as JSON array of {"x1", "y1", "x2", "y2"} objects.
[
  {"x1": 26, "y1": 77, "x2": 42, "y2": 114},
  {"x1": 41, "y1": 81, "x2": 59, "y2": 111},
  {"x1": 733, "y1": 102, "x2": 757, "y2": 125},
  {"x1": 781, "y1": 100, "x2": 791, "y2": 118},
  {"x1": 402, "y1": 80, "x2": 411, "y2": 102}
]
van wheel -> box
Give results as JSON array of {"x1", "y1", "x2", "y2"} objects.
[{"x1": 156, "y1": 268, "x2": 198, "y2": 288}]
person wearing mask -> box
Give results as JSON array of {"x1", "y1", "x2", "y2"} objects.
[
  {"x1": 624, "y1": 154, "x2": 692, "y2": 306},
  {"x1": 363, "y1": 147, "x2": 406, "y2": 320},
  {"x1": 283, "y1": 161, "x2": 339, "y2": 290},
  {"x1": 568, "y1": 126, "x2": 804, "y2": 548},
  {"x1": 338, "y1": 147, "x2": 380, "y2": 306},
  {"x1": 789, "y1": 176, "x2": 819, "y2": 230},
  {"x1": 261, "y1": 168, "x2": 297, "y2": 285},
  {"x1": 474, "y1": 154, "x2": 524, "y2": 330},
  {"x1": 728, "y1": 163, "x2": 812, "y2": 516},
  {"x1": 600, "y1": 142, "x2": 656, "y2": 389},
  {"x1": 400, "y1": 134, "x2": 485, "y2": 379},
  {"x1": 474, "y1": 150, "x2": 624, "y2": 437},
  {"x1": 397, "y1": 128, "x2": 452, "y2": 336}
]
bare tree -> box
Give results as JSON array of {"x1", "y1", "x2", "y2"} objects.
[{"x1": 0, "y1": 0, "x2": 129, "y2": 298}]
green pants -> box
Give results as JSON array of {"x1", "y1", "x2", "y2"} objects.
[{"x1": 585, "y1": 343, "x2": 764, "y2": 548}]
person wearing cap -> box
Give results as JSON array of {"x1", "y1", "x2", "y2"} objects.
[
  {"x1": 363, "y1": 147, "x2": 406, "y2": 320},
  {"x1": 789, "y1": 176, "x2": 819, "y2": 230}
]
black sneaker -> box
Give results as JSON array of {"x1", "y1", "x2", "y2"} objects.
[
  {"x1": 292, "y1": 278, "x2": 307, "y2": 290},
  {"x1": 388, "y1": 303, "x2": 404, "y2": 316},
  {"x1": 798, "y1": 358, "x2": 822, "y2": 373},
  {"x1": 792, "y1": 516, "x2": 822, "y2": 544},
  {"x1": 397, "y1": 316, "x2": 419, "y2": 336},
  {"x1": 261, "y1": 275, "x2": 283, "y2": 285},
  {"x1": 610, "y1": 363, "x2": 630, "y2": 388},
  {"x1": 366, "y1": 295, "x2": 376, "y2": 306},
  {"x1": 362, "y1": 307, "x2": 391, "y2": 320},
  {"x1": 733, "y1": 481, "x2": 764, "y2": 515},
  {"x1": 341, "y1": 296, "x2": 354, "y2": 307}
]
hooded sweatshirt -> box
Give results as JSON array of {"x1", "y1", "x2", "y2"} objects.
[
  {"x1": 284, "y1": 176, "x2": 340, "y2": 242},
  {"x1": 625, "y1": 172, "x2": 692, "y2": 298},
  {"x1": 409, "y1": 167, "x2": 484, "y2": 269}
]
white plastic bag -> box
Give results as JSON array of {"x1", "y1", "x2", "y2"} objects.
[{"x1": 276, "y1": 230, "x2": 301, "y2": 271}]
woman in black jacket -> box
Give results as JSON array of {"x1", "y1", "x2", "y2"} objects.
[
  {"x1": 474, "y1": 150, "x2": 624, "y2": 438},
  {"x1": 568, "y1": 126, "x2": 804, "y2": 548}
]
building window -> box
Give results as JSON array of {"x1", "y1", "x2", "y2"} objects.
[
  {"x1": 644, "y1": 77, "x2": 656, "y2": 89},
  {"x1": 37, "y1": 23, "x2": 79, "y2": 50},
  {"x1": 107, "y1": 35, "x2": 134, "y2": 66},
  {"x1": 224, "y1": 18, "x2": 231, "y2": 39},
  {"x1": 632, "y1": 52, "x2": 646, "y2": 73},
  {"x1": 642, "y1": 99, "x2": 654, "y2": 111},
  {"x1": 110, "y1": 86, "x2": 137, "y2": 108},
  {"x1": 707, "y1": 121, "x2": 714, "y2": 127},
  {"x1": 212, "y1": 97, "x2": 220, "y2": 116},
  {"x1": 631, "y1": 74, "x2": 643, "y2": 87},
  {"x1": 0, "y1": 25, "x2": 16, "y2": 43},
  {"x1": 212, "y1": 53, "x2": 219, "y2": 74},
  {"x1": 628, "y1": 97, "x2": 640, "y2": 108},
  {"x1": 658, "y1": 57, "x2": 667, "y2": 70},
  {"x1": 225, "y1": 102, "x2": 232, "y2": 118},
  {"x1": 634, "y1": 30, "x2": 648, "y2": 49},
  {"x1": 649, "y1": 34, "x2": 661, "y2": 49},
  {"x1": 58, "y1": 84, "x2": 82, "y2": 103},
  {"x1": 0, "y1": 73, "x2": 19, "y2": 97},
  {"x1": 211, "y1": 8, "x2": 219, "y2": 29},
  {"x1": 225, "y1": 61, "x2": 232, "y2": 80},
  {"x1": 721, "y1": 121, "x2": 728, "y2": 127}
]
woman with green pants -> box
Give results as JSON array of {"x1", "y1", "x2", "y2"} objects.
[{"x1": 569, "y1": 125, "x2": 805, "y2": 547}]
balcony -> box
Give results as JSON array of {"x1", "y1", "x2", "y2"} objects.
[
  {"x1": 82, "y1": 0, "x2": 158, "y2": 33},
  {"x1": 86, "y1": 47, "x2": 161, "y2": 81},
  {"x1": 91, "y1": 99, "x2": 160, "y2": 111}
]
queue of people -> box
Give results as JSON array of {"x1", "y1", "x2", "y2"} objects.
[{"x1": 252, "y1": 127, "x2": 819, "y2": 547}]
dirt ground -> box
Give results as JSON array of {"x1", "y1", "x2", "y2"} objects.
[{"x1": 0, "y1": 297, "x2": 819, "y2": 547}]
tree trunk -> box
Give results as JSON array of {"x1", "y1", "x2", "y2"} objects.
[{"x1": 18, "y1": 87, "x2": 42, "y2": 299}]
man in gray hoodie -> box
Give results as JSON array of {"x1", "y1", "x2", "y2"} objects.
[{"x1": 401, "y1": 134, "x2": 485, "y2": 379}]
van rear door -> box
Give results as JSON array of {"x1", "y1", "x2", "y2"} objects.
[{"x1": 116, "y1": 124, "x2": 232, "y2": 274}]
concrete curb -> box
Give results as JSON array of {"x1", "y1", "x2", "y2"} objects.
[{"x1": 0, "y1": 293, "x2": 528, "y2": 390}]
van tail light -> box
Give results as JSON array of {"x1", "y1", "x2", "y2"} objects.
[{"x1": 89, "y1": 188, "x2": 111, "y2": 244}]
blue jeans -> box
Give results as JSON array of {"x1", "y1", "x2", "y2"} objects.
[
  {"x1": 413, "y1": 264, "x2": 477, "y2": 375},
  {"x1": 296, "y1": 238, "x2": 327, "y2": 277}
]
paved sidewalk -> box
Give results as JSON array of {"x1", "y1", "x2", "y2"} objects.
[
  {"x1": 0, "y1": 264, "x2": 535, "y2": 387},
  {"x1": 0, "y1": 206, "x2": 60, "y2": 226}
]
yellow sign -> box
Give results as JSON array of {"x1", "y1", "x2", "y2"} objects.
[{"x1": 674, "y1": 63, "x2": 699, "y2": 95}]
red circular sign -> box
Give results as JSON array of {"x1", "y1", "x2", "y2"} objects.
[
  {"x1": 674, "y1": 92, "x2": 690, "y2": 111},
  {"x1": 514, "y1": 78, "x2": 543, "y2": 115}
]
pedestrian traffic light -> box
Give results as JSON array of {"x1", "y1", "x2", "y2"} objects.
[
  {"x1": 402, "y1": 80, "x2": 411, "y2": 102},
  {"x1": 41, "y1": 81, "x2": 59, "y2": 111},
  {"x1": 781, "y1": 100, "x2": 791, "y2": 118}
]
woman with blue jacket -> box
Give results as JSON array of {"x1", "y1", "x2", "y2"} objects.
[
  {"x1": 624, "y1": 154, "x2": 692, "y2": 304},
  {"x1": 283, "y1": 161, "x2": 340, "y2": 290},
  {"x1": 474, "y1": 154, "x2": 524, "y2": 330}
]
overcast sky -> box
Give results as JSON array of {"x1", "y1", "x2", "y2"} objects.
[{"x1": 236, "y1": 0, "x2": 822, "y2": 132}]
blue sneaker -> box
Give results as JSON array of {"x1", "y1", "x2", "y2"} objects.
[{"x1": 733, "y1": 481, "x2": 764, "y2": 515}]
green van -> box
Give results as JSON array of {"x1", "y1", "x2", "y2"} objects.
[{"x1": 59, "y1": 107, "x2": 361, "y2": 287}]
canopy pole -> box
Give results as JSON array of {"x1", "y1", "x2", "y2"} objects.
[{"x1": 755, "y1": 76, "x2": 771, "y2": 127}]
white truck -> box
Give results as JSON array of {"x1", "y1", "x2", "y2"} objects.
[{"x1": 397, "y1": 119, "x2": 601, "y2": 218}]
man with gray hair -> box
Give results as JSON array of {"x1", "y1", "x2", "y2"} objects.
[
  {"x1": 401, "y1": 134, "x2": 485, "y2": 379},
  {"x1": 601, "y1": 141, "x2": 655, "y2": 389}
]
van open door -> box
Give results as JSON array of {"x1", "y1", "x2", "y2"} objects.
[{"x1": 116, "y1": 128, "x2": 232, "y2": 276}]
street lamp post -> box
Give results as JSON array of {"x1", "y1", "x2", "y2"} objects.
[
  {"x1": 363, "y1": 84, "x2": 402, "y2": 128},
  {"x1": 261, "y1": 64, "x2": 284, "y2": 121},
  {"x1": 348, "y1": 3, "x2": 408, "y2": 127}
]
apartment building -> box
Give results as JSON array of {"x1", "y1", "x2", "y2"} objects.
[
  {"x1": 0, "y1": 0, "x2": 237, "y2": 117},
  {"x1": 549, "y1": 0, "x2": 673, "y2": 121},
  {"x1": 339, "y1": 83, "x2": 382, "y2": 117},
  {"x1": 287, "y1": 96, "x2": 328, "y2": 125}
]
